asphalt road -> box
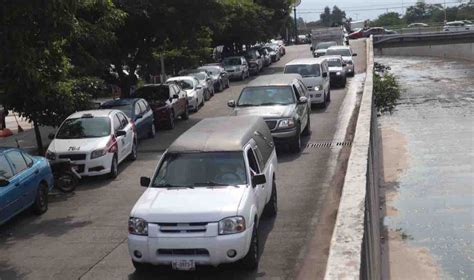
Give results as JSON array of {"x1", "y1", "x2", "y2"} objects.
[{"x1": 0, "y1": 43, "x2": 367, "y2": 280}]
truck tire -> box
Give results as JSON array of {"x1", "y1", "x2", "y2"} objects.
[
  {"x1": 264, "y1": 177, "x2": 278, "y2": 217},
  {"x1": 32, "y1": 183, "x2": 48, "y2": 215},
  {"x1": 241, "y1": 223, "x2": 259, "y2": 269},
  {"x1": 289, "y1": 128, "x2": 302, "y2": 153}
]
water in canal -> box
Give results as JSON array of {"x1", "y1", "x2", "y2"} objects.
[{"x1": 377, "y1": 56, "x2": 474, "y2": 279}]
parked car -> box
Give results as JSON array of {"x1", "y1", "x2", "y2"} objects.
[
  {"x1": 408, "y1": 23, "x2": 429, "y2": 28},
  {"x1": 325, "y1": 55, "x2": 347, "y2": 88},
  {"x1": 267, "y1": 43, "x2": 285, "y2": 56},
  {"x1": 261, "y1": 46, "x2": 280, "y2": 62},
  {"x1": 223, "y1": 56, "x2": 249, "y2": 81},
  {"x1": 100, "y1": 98, "x2": 155, "y2": 138},
  {"x1": 199, "y1": 65, "x2": 230, "y2": 92},
  {"x1": 347, "y1": 28, "x2": 365, "y2": 40},
  {"x1": 363, "y1": 27, "x2": 397, "y2": 37},
  {"x1": 443, "y1": 21, "x2": 472, "y2": 32},
  {"x1": 312, "y1": 41, "x2": 338, "y2": 57},
  {"x1": 325, "y1": 46, "x2": 357, "y2": 77},
  {"x1": 258, "y1": 48, "x2": 272, "y2": 67},
  {"x1": 284, "y1": 58, "x2": 331, "y2": 107},
  {"x1": 128, "y1": 115, "x2": 277, "y2": 271},
  {"x1": 0, "y1": 148, "x2": 54, "y2": 225},
  {"x1": 133, "y1": 84, "x2": 189, "y2": 130},
  {"x1": 270, "y1": 40, "x2": 286, "y2": 55},
  {"x1": 244, "y1": 49, "x2": 264, "y2": 75},
  {"x1": 46, "y1": 110, "x2": 137, "y2": 179},
  {"x1": 228, "y1": 74, "x2": 311, "y2": 153},
  {"x1": 179, "y1": 69, "x2": 214, "y2": 100},
  {"x1": 166, "y1": 76, "x2": 204, "y2": 112}
]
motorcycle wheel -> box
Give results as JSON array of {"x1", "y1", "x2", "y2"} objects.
[{"x1": 56, "y1": 172, "x2": 78, "y2": 193}]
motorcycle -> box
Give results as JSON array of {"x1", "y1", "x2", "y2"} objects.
[{"x1": 49, "y1": 159, "x2": 81, "y2": 193}]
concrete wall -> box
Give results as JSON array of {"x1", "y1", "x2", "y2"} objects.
[
  {"x1": 375, "y1": 43, "x2": 474, "y2": 61},
  {"x1": 325, "y1": 37, "x2": 382, "y2": 279}
]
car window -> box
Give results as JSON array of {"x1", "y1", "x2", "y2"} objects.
[
  {"x1": 22, "y1": 152, "x2": 34, "y2": 167},
  {"x1": 6, "y1": 151, "x2": 28, "y2": 175},
  {"x1": 238, "y1": 86, "x2": 295, "y2": 106},
  {"x1": 246, "y1": 149, "x2": 260, "y2": 174},
  {"x1": 292, "y1": 85, "x2": 302, "y2": 99},
  {"x1": 297, "y1": 81, "x2": 307, "y2": 97},
  {"x1": 134, "y1": 103, "x2": 141, "y2": 116},
  {"x1": 0, "y1": 155, "x2": 14, "y2": 179},
  {"x1": 139, "y1": 100, "x2": 149, "y2": 113},
  {"x1": 118, "y1": 112, "x2": 128, "y2": 128},
  {"x1": 253, "y1": 147, "x2": 265, "y2": 168},
  {"x1": 56, "y1": 117, "x2": 111, "y2": 139},
  {"x1": 136, "y1": 101, "x2": 145, "y2": 114},
  {"x1": 169, "y1": 85, "x2": 176, "y2": 98},
  {"x1": 113, "y1": 115, "x2": 121, "y2": 131}
]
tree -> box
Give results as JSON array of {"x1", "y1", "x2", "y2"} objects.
[
  {"x1": 372, "y1": 12, "x2": 404, "y2": 27},
  {"x1": 331, "y1": 6, "x2": 346, "y2": 26},
  {"x1": 320, "y1": 6, "x2": 332, "y2": 27}
]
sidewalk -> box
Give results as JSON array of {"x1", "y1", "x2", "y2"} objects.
[{"x1": 0, "y1": 112, "x2": 55, "y2": 154}]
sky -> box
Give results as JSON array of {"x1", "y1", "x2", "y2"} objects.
[{"x1": 296, "y1": 0, "x2": 464, "y2": 22}]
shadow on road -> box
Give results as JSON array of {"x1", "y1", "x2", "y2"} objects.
[
  {"x1": 0, "y1": 261, "x2": 27, "y2": 280},
  {"x1": 126, "y1": 216, "x2": 276, "y2": 280}
]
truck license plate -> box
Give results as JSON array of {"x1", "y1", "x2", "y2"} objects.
[{"x1": 172, "y1": 260, "x2": 195, "y2": 271}]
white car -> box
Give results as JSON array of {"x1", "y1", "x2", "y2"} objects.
[
  {"x1": 166, "y1": 76, "x2": 204, "y2": 112},
  {"x1": 46, "y1": 110, "x2": 137, "y2": 178},
  {"x1": 325, "y1": 46, "x2": 357, "y2": 77},
  {"x1": 128, "y1": 116, "x2": 277, "y2": 271},
  {"x1": 443, "y1": 21, "x2": 472, "y2": 32}
]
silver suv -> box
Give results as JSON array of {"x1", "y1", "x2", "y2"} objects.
[{"x1": 228, "y1": 74, "x2": 311, "y2": 153}]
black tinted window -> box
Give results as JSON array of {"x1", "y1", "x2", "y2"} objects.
[
  {"x1": 22, "y1": 152, "x2": 34, "y2": 167},
  {"x1": 57, "y1": 117, "x2": 111, "y2": 139},
  {"x1": 0, "y1": 155, "x2": 13, "y2": 179},
  {"x1": 247, "y1": 149, "x2": 260, "y2": 174},
  {"x1": 6, "y1": 151, "x2": 28, "y2": 174}
]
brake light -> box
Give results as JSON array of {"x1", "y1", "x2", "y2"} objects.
[{"x1": 107, "y1": 135, "x2": 118, "y2": 153}]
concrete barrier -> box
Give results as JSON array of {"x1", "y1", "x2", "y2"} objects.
[
  {"x1": 324, "y1": 37, "x2": 381, "y2": 279},
  {"x1": 375, "y1": 42, "x2": 474, "y2": 61}
]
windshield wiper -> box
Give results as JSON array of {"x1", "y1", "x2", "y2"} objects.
[
  {"x1": 260, "y1": 102, "x2": 286, "y2": 106},
  {"x1": 153, "y1": 183, "x2": 194, "y2": 189},
  {"x1": 193, "y1": 181, "x2": 240, "y2": 188},
  {"x1": 237, "y1": 104, "x2": 257, "y2": 107}
]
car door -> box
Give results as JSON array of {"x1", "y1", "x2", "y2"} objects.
[
  {"x1": 112, "y1": 114, "x2": 126, "y2": 162},
  {"x1": 0, "y1": 154, "x2": 16, "y2": 223},
  {"x1": 168, "y1": 85, "x2": 179, "y2": 114},
  {"x1": 133, "y1": 101, "x2": 145, "y2": 139},
  {"x1": 117, "y1": 112, "x2": 133, "y2": 161},
  {"x1": 175, "y1": 84, "x2": 187, "y2": 114},
  {"x1": 322, "y1": 62, "x2": 330, "y2": 90},
  {"x1": 139, "y1": 99, "x2": 154, "y2": 133},
  {"x1": 246, "y1": 146, "x2": 266, "y2": 217},
  {"x1": 293, "y1": 82, "x2": 309, "y2": 129},
  {"x1": 4, "y1": 151, "x2": 36, "y2": 213},
  {"x1": 193, "y1": 78, "x2": 203, "y2": 103}
]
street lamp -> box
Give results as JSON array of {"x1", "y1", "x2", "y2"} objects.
[{"x1": 290, "y1": 0, "x2": 301, "y2": 45}]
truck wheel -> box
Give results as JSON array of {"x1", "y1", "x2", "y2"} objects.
[
  {"x1": 241, "y1": 223, "x2": 259, "y2": 269},
  {"x1": 132, "y1": 260, "x2": 149, "y2": 273},
  {"x1": 289, "y1": 128, "x2": 302, "y2": 153},
  {"x1": 32, "y1": 183, "x2": 48, "y2": 215},
  {"x1": 302, "y1": 114, "x2": 311, "y2": 136},
  {"x1": 265, "y1": 178, "x2": 278, "y2": 217},
  {"x1": 327, "y1": 89, "x2": 331, "y2": 102}
]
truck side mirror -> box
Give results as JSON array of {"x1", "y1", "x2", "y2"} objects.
[{"x1": 252, "y1": 174, "x2": 266, "y2": 187}]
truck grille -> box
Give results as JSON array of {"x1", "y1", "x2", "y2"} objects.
[
  {"x1": 157, "y1": 249, "x2": 210, "y2": 257},
  {"x1": 265, "y1": 120, "x2": 278, "y2": 131},
  {"x1": 58, "y1": 154, "x2": 87, "y2": 161},
  {"x1": 158, "y1": 223, "x2": 208, "y2": 233}
]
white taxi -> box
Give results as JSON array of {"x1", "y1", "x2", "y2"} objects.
[{"x1": 46, "y1": 110, "x2": 137, "y2": 178}]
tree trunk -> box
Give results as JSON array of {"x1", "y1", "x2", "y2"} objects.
[{"x1": 33, "y1": 119, "x2": 44, "y2": 155}]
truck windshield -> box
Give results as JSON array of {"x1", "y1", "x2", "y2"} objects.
[
  {"x1": 326, "y1": 49, "x2": 352, "y2": 56},
  {"x1": 152, "y1": 152, "x2": 247, "y2": 188},
  {"x1": 284, "y1": 64, "x2": 321, "y2": 77},
  {"x1": 56, "y1": 117, "x2": 110, "y2": 139},
  {"x1": 237, "y1": 86, "x2": 295, "y2": 106}
]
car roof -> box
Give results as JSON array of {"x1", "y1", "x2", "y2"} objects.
[
  {"x1": 167, "y1": 116, "x2": 270, "y2": 154},
  {"x1": 67, "y1": 110, "x2": 116, "y2": 119},
  {"x1": 101, "y1": 98, "x2": 140, "y2": 107},
  {"x1": 327, "y1": 46, "x2": 351, "y2": 50},
  {"x1": 285, "y1": 58, "x2": 326, "y2": 66},
  {"x1": 167, "y1": 76, "x2": 196, "y2": 81},
  {"x1": 247, "y1": 74, "x2": 302, "y2": 87}
]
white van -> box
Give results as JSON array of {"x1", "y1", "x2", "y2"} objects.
[{"x1": 284, "y1": 58, "x2": 331, "y2": 107}]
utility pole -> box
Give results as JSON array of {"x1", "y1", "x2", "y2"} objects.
[{"x1": 294, "y1": 6, "x2": 298, "y2": 45}]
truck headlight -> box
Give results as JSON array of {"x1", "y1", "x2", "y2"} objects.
[
  {"x1": 45, "y1": 150, "x2": 56, "y2": 160},
  {"x1": 219, "y1": 216, "x2": 246, "y2": 235},
  {"x1": 336, "y1": 72, "x2": 342, "y2": 76},
  {"x1": 91, "y1": 148, "x2": 107, "y2": 159},
  {"x1": 278, "y1": 118, "x2": 295, "y2": 129},
  {"x1": 314, "y1": 85, "x2": 322, "y2": 91},
  {"x1": 128, "y1": 217, "x2": 148, "y2": 236}
]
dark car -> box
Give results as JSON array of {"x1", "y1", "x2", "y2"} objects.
[
  {"x1": 262, "y1": 46, "x2": 280, "y2": 62},
  {"x1": 100, "y1": 98, "x2": 155, "y2": 139},
  {"x1": 133, "y1": 84, "x2": 189, "y2": 130},
  {"x1": 243, "y1": 49, "x2": 264, "y2": 75},
  {"x1": 0, "y1": 148, "x2": 54, "y2": 225},
  {"x1": 258, "y1": 48, "x2": 272, "y2": 67},
  {"x1": 199, "y1": 65, "x2": 230, "y2": 92}
]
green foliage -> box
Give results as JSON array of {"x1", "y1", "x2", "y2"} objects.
[
  {"x1": 320, "y1": 6, "x2": 346, "y2": 27},
  {"x1": 372, "y1": 12, "x2": 404, "y2": 27},
  {"x1": 373, "y1": 69, "x2": 401, "y2": 114}
]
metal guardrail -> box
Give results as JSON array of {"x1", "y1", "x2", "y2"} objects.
[{"x1": 373, "y1": 30, "x2": 474, "y2": 48}]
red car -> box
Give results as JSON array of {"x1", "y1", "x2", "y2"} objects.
[
  {"x1": 348, "y1": 28, "x2": 364, "y2": 39},
  {"x1": 134, "y1": 84, "x2": 189, "y2": 130}
]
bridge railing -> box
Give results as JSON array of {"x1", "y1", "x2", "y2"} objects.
[{"x1": 324, "y1": 36, "x2": 382, "y2": 279}]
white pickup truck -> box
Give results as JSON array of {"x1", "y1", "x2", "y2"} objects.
[{"x1": 128, "y1": 116, "x2": 278, "y2": 271}]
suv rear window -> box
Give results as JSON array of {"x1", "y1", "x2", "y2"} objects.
[{"x1": 238, "y1": 86, "x2": 295, "y2": 106}]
